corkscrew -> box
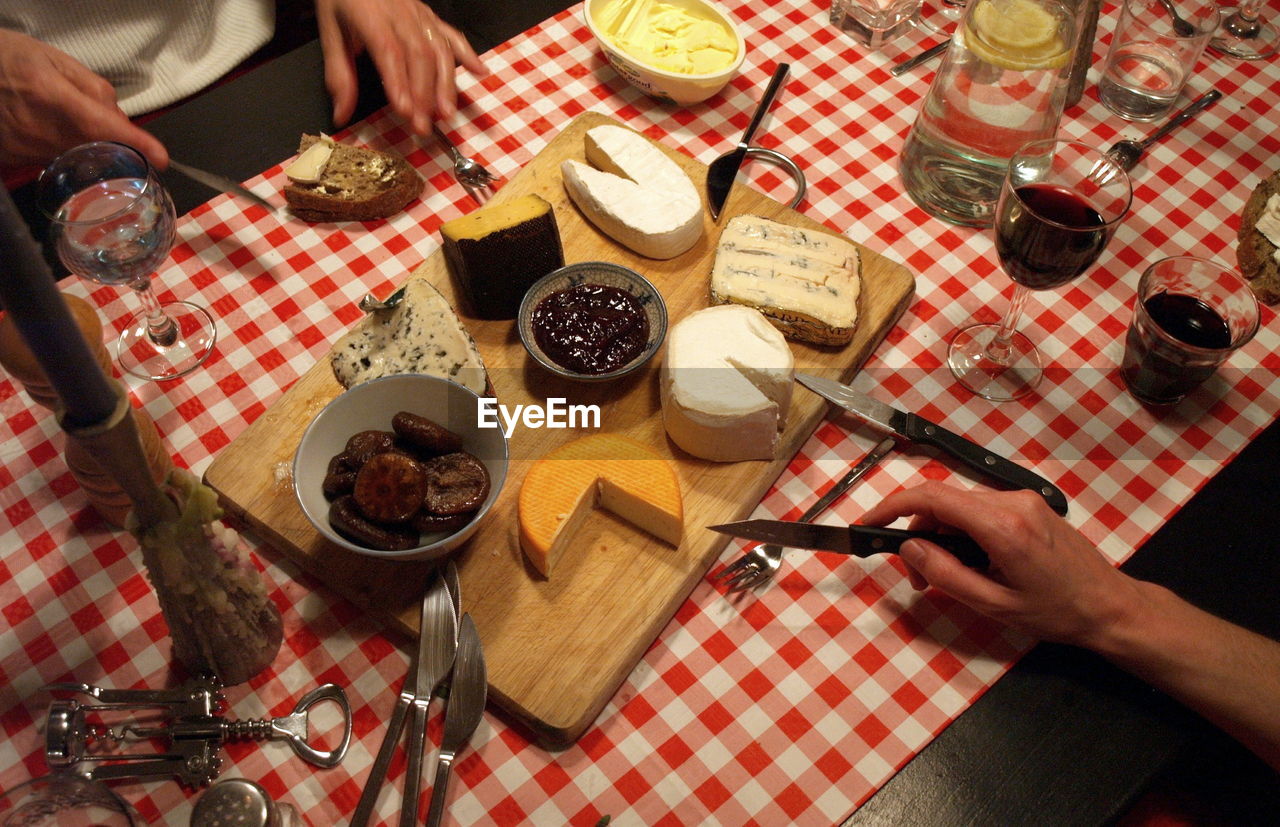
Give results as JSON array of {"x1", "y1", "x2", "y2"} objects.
[{"x1": 42, "y1": 677, "x2": 351, "y2": 787}]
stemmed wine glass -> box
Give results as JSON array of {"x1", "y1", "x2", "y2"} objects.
[
  {"x1": 1209, "y1": 0, "x2": 1278, "y2": 59},
  {"x1": 38, "y1": 142, "x2": 216, "y2": 381},
  {"x1": 948, "y1": 139, "x2": 1132, "y2": 401},
  {"x1": 917, "y1": 0, "x2": 968, "y2": 36}
]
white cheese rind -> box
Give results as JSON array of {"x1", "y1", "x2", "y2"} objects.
[
  {"x1": 560, "y1": 124, "x2": 702, "y2": 259},
  {"x1": 329, "y1": 277, "x2": 488, "y2": 395},
  {"x1": 660, "y1": 305, "x2": 794, "y2": 462},
  {"x1": 711, "y1": 214, "x2": 862, "y2": 345}
]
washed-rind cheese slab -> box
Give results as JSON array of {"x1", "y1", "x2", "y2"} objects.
[
  {"x1": 560, "y1": 124, "x2": 702, "y2": 259},
  {"x1": 329, "y1": 276, "x2": 488, "y2": 394},
  {"x1": 711, "y1": 214, "x2": 862, "y2": 345},
  {"x1": 518, "y1": 434, "x2": 683, "y2": 576},
  {"x1": 660, "y1": 305, "x2": 794, "y2": 462}
]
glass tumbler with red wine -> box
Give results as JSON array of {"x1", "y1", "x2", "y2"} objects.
[
  {"x1": 38, "y1": 142, "x2": 216, "y2": 381},
  {"x1": 1121, "y1": 256, "x2": 1260, "y2": 405},
  {"x1": 948, "y1": 139, "x2": 1132, "y2": 401}
]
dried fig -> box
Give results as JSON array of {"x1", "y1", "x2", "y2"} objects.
[
  {"x1": 392, "y1": 411, "x2": 463, "y2": 456},
  {"x1": 344, "y1": 430, "x2": 397, "y2": 465},
  {"x1": 353, "y1": 452, "x2": 428, "y2": 523},
  {"x1": 329, "y1": 495, "x2": 420, "y2": 551},
  {"x1": 422, "y1": 452, "x2": 490, "y2": 515}
]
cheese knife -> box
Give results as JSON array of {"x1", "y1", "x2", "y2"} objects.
[
  {"x1": 795, "y1": 372, "x2": 1069, "y2": 515},
  {"x1": 706, "y1": 62, "x2": 790, "y2": 220},
  {"x1": 709, "y1": 520, "x2": 989, "y2": 569},
  {"x1": 425, "y1": 613, "x2": 487, "y2": 827},
  {"x1": 168, "y1": 159, "x2": 278, "y2": 213}
]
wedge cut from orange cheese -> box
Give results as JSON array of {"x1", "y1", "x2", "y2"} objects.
[{"x1": 518, "y1": 434, "x2": 683, "y2": 576}]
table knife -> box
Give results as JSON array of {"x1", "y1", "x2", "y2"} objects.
[
  {"x1": 706, "y1": 62, "x2": 789, "y2": 220},
  {"x1": 426, "y1": 613, "x2": 487, "y2": 827},
  {"x1": 709, "y1": 519, "x2": 989, "y2": 569},
  {"x1": 795, "y1": 373, "x2": 1068, "y2": 515},
  {"x1": 401, "y1": 574, "x2": 459, "y2": 827},
  {"x1": 350, "y1": 571, "x2": 456, "y2": 827},
  {"x1": 168, "y1": 159, "x2": 278, "y2": 213},
  {"x1": 889, "y1": 40, "x2": 950, "y2": 77}
]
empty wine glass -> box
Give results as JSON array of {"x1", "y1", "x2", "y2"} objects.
[
  {"x1": 917, "y1": 0, "x2": 967, "y2": 35},
  {"x1": 948, "y1": 139, "x2": 1132, "y2": 401},
  {"x1": 38, "y1": 142, "x2": 216, "y2": 381},
  {"x1": 1209, "y1": 0, "x2": 1278, "y2": 59}
]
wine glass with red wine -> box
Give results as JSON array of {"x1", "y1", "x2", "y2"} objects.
[
  {"x1": 948, "y1": 139, "x2": 1132, "y2": 401},
  {"x1": 38, "y1": 142, "x2": 216, "y2": 381}
]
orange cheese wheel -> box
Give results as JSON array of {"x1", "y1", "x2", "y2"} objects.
[{"x1": 518, "y1": 433, "x2": 683, "y2": 576}]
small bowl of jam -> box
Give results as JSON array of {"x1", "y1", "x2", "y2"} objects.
[{"x1": 518, "y1": 261, "x2": 667, "y2": 381}]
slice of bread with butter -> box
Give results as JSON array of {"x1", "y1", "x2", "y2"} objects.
[{"x1": 283, "y1": 134, "x2": 424, "y2": 223}]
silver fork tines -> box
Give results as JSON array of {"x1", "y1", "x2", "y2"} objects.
[
  {"x1": 715, "y1": 437, "x2": 896, "y2": 592},
  {"x1": 433, "y1": 126, "x2": 500, "y2": 205}
]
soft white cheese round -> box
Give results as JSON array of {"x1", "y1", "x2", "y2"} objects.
[
  {"x1": 660, "y1": 305, "x2": 794, "y2": 462},
  {"x1": 561, "y1": 124, "x2": 703, "y2": 259}
]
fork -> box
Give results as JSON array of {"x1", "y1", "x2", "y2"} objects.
[
  {"x1": 433, "y1": 126, "x2": 500, "y2": 204},
  {"x1": 716, "y1": 436, "x2": 896, "y2": 592}
]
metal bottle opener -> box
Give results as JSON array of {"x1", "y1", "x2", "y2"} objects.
[{"x1": 42, "y1": 677, "x2": 351, "y2": 786}]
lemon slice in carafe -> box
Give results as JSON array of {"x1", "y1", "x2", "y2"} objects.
[{"x1": 966, "y1": 0, "x2": 1070, "y2": 70}]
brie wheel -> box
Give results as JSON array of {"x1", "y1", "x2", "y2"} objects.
[
  {"x1": 660, "y1": 305, "x2": 794, "y2": 462},
  {"x1": 561, "y1": 124, "x2": 702, "y2": 259}
]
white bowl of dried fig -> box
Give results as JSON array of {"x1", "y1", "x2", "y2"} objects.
[{"x1": 293, "y1": 374, "x2": 508, "y2": 560}]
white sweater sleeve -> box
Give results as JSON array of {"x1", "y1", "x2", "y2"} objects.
[{"x1": 0, "y1": 0, "x2": 275, "y2": 114}]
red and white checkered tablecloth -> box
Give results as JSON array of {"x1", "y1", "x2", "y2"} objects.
[{"x1": 3, "y1": 2, "x2": 1279, "y2": 824}]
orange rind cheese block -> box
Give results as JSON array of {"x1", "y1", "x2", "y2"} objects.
[{"x1": 518, "y1": 433, "x2": 683, "y2": 576}]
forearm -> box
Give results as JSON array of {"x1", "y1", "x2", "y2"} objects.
[{"x1": 1087, "y1": 578, "x2": 1280, "y2": 770}]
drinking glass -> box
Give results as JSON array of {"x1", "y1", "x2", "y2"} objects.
[
  {"x1": 0, "y1": 774, "x2": 142, "y2": 826},
  {"x1": 917, "y1": 0, "x2": 967, "y2": 35},
  {"x1": 38, "y1": 142, "x2": 216, "y2": 381},
  {"x1": 948, "y1": 139, "x2": 1132, "y2": 401},
  {"x1": 1209, "y1": 0, "x2": 1278, "y2": 59}
]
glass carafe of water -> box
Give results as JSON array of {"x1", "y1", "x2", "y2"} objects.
[{"x1": 900, "y1": 0, "x2": 1078, "y2": 228}]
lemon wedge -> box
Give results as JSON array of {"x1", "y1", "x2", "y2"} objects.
[{"x1": 965, "y1": 0, "x2": 1069, "y2": 71}]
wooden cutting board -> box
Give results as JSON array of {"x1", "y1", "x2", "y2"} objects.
[{"x1": 205, "y1": 112, "x2": 913, "y2": 749}]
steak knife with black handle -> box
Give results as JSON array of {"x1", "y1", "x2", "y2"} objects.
[
  {"x1": 710, "y1": 520, "x2": 990, "y2": 569},
  {"x1": 796, "y1": 373, "x2": 1068, "y2": 515}
]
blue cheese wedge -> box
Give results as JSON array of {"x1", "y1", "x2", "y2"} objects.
[
  {"x1": 710, "y1": 214, "x2": 862, "y2": 346},
  {"x1": 329, "y1": 277, "x2": 488, "y2": 394}
]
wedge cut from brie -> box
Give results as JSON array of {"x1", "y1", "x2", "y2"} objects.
[
  {"x1": 561, "y1": 124, "x2": 702, "y2": 259},
  {"x1": 660, "y1": 304, "x2": 794, "y2": 462}
]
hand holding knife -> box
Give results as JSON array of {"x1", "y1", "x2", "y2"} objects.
[
  {"x1": 795, "y1": 373, "x2": 1068, "y2": 515},
  {"x1": 710, "y1": 520, "x2": 989, "y2": 569}
]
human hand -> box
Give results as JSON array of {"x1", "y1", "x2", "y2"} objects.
[
  {"x1": 315, "y1": 0, "x2": 486, "y2": 135},
  {"x1": 0, "y1": 30, "x2": 168, "y2": 170},
  {"x1": 861, "y1": 482, "x2": 1143, "y2": 648}
]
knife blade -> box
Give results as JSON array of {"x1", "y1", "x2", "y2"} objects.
[
  {"x1": 426, "y1": 613, "x2": 487, "y2": 827},
  {"x1": 709, "y1": 519, "x2": 989, "y2": 569},
  {"x1": 168, "y1": 159, "x2": 278, "y2": 213},
  {"x1": 889, "y1": 40, "x2": 950, "y2": 77},
  {"x1": 706, "y1": 62, "x2": 790, "y2": 220},
  {"x1": 351, "y1": 569, "x2": 455, "y2": 827},
  {"x1": 795, "y1": 373, "x2": 1068, "y2": 515}
]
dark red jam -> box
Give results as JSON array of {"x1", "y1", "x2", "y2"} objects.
[{"x1": 531, "y1": 283, "x2": 649, "y2": 375}]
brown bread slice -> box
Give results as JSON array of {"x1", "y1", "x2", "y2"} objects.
[
  {"x1": 284, "y1": 134, "x2": 424, "y2": 222},
  {"x1": 1237, "y1": 169, "x2": 1280, "y2": 305}
]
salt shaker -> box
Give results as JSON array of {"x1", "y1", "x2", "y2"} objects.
[{"x1": 190, "y1": 779, "x2": 305, "y2": 827}]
